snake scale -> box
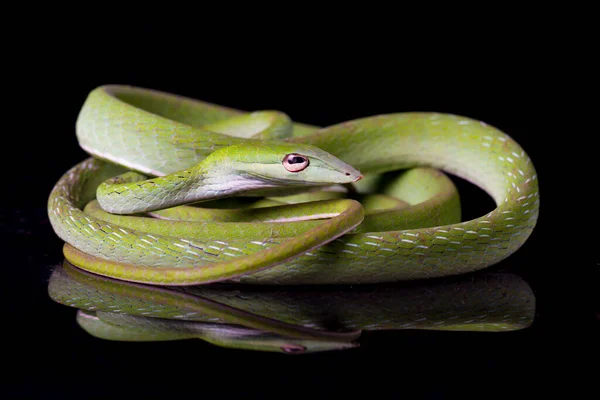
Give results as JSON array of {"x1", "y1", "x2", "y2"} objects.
[{"x1": 47, "y1": 85, "x2": 539, "y2": 285}]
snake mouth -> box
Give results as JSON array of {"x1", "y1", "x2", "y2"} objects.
[{"x1": 351, "y1": 174, "x2": 363, "y2": 182}]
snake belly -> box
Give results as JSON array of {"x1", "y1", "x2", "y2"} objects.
[{"x1": 47, "y1": 85, "x2": 539, "y2": 285}]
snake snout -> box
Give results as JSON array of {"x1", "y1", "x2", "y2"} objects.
[
  {"x1": 341, "y1": 167, "x2": 363, "y2": 183},
  {"x1": 350, "y1": 173, "x2": 363, "y2": 182}
]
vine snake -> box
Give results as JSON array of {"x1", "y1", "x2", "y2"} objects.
[{"x1": 47, "y1": 85, "x2": 540, "y2": 285}]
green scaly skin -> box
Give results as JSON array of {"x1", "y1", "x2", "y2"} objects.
[{"x1": 47, "y1": 85, "x2": 539, "y2": 285}]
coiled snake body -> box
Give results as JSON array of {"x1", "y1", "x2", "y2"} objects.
[{"x1": 47, "y1": 85, "x2": 539, "y2": 285}]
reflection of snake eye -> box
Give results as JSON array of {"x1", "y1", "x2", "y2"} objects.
[
  {"x1": 282, "y1": 154, "x2": 309, "y2": 172},
  {"x1": 281, "y1": 344, "x2": 307, "y2": 354}
]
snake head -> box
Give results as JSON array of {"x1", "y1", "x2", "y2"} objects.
[{"x1": 205, "y1": 142, "x2": 363, "y2": 186}]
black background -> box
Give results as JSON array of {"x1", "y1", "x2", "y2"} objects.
[{"x1": 4, "y1": 18, "x2": 590, "y2": 399}]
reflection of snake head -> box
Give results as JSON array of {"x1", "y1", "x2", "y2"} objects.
[
  {"x1": 76, "y1": 310, "x2": 359, "y2": 355},
  {"x1": 195, "y1": 325, "x2": 360, "y2": 354},
  {"x1": 198, "y1": 142, "x2": 363, "y2": 186}
]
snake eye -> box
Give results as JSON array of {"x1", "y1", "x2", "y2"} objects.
[{"x1": 282, "y1": 154, "x2": 309, "y2": 172}]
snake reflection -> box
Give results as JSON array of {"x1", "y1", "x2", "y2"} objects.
[
  {"x1": 48, "y1": 260, "x2": 535, "y2": 353},
  {"x1": 48, "y1": 261, "x2": 535, "y2": 354}
]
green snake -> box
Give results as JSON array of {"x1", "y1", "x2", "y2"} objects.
[
  {"x1": 48, "y1": 261, "x2": 535, "y2": 353},
  {"x1": 47, "y1": 85, "x2": 540, "y2": 285}
]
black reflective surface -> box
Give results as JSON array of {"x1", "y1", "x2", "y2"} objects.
[{"x1": 7, "y1": 31, "x2": 586, "y2": 398}]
